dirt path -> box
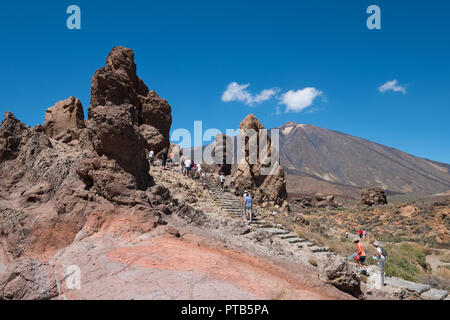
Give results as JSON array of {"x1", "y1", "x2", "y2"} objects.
[{"x1": 426, "y1": 253, "x2": 450, "y2": 274}]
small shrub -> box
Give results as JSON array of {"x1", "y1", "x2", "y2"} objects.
[{"x1": 308, "y1": 257, "x2": 318, "y2": 267}]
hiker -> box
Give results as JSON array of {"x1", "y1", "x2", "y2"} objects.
[
  {"x1": 373, "y1": 241, "x2": 386, "y2": 287},
  {"x1": 179, "y1": 155, "x2": 186, "y2": 174},
  {"x1": 161, "y1": 147, "x2": 169, "y2": 170},
  {"x1": 168, "y1": 152, "x2": 175, "y2": 166},
  {"x1": 196, "y1": 163, "x2": 202, "y2": 179},
  {"x1": 242, "y1": 192, "x2": 248, "y2": 219},
  {"x1": 184, "y1": 158, "x2": 192, "y2": 176},
  {"x1": 230, "y1": 177, "x2": 236, "y2": 188},
  {"x1": 358, "y1": 229, "x2": 364, "y2": 240},
  {"x1": 219, "y1": 174, "x2": 226, "y2": 191},
  {"x1": 148, "y1": 150, "x2": 154, "y2": 166},
  {"x1": 353, "y1": 238, "x2": 367, "y2": 272},
  {"x1": 244, "y1": 193, "x2": 253, "y2": 222}
]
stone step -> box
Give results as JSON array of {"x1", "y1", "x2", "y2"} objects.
[
  {"x1": 421, "y1": 288, "x2": 448, "y2": 300},
  {"x1": 384, "y1": 277, "x2": 430, "y2": 294},
  {"x1": 286, "y1": 238, "x2": 305, "y2": 244},
  {"x1": 263, "y1": 228, "x2": 290, "y2": 236},
  {"x1": 310, "y1": 246, "x2": 330, "y2": 253},
  {"x1": 278, "y1": 234, "x2": 298, "y2": 240},
  {"x1": 298, "y1": 241, "x2": 315, "y2": 248}
]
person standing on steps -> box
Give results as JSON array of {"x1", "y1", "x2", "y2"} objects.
[
  {"x1": 219, "y1": 174, "x2": 226, "y2": 191},
  {"x1": 352, "y1": 238, "x2": 367, "y2": 274},
  {"x1": 244, "y1": 193, "x2": 253, "y2": 223},
  {"x1": 196, "y1": 163, "x2": 202, "y2": 180},
  {"x1": 242, "y1": 192, "x2": 248, "y2": 220},
  {"x1": 184, "y1": 158, "x2": 192, "y2": 177},
  {"x1": 148, "y1": 150, "x2": 154, "y2": 167},
  {"x1": 373, "y1": 241, "x2": 386, "y2": 287},
  {"x1": 161, "y1": 147, "x2": 169, "y2": 170}
]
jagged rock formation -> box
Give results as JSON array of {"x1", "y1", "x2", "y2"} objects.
[
  {"x1": 359, "y1": 187, "x2": 388, "y2": 206},
  {"x1": 89, "y1": 46, "x2": 172, "y2": 153},
  {"x1": 44, "y1": 96, "x2": 85, "y2": 143},
  {"x1": 0, "y1": 47, "x2": 175, "y2": 300},
  {"x1": 317, "y1": 253, "x2": 362, "y2": 298},
  {"x1": 233, "y1": 114, "x2": 288, "y2": 210},
  {"x1": 212, "y1": 134, "x2": 232, "y2": 175}
]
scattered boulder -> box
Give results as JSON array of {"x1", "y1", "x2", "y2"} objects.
[
  {"x1": 316, "y1": 253, "x2": 362, "y2": 298},
  {"x1": 359, "y1": 187, "x2": 387, "y2": 206},
  {"x1": 291, "y1": 196, "x2": 312, "y2": 208},
  {"x1": 44, "y1": 96, "x2": 85, "y2": 142}
]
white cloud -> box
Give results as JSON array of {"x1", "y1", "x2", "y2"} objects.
[
  {"x1": 378, "y1": 79, "x2": 406, "y2": 94},
  {"x1": 221, "y1": 82, "x2": 278, "y2": 106},
  {"x1": 279, "y1": 87, "x2": 323, "y2": 113}
]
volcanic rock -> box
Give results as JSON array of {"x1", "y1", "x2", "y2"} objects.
[
  {"x1": 212, "y1": 134, "x2": 233, "y2": 175},
  {"x1": 233, "y1": 114, "x2": 288, "y2": 209},
  {"x1": 0, "y1": 258, "x2": 58, "y2": 300},
  {"x1": 359, "y1": 187, "x2": 388, "y2": 206},
  {"x1": 316, "y1": 253, "x2": 362, "y2": 298},
  {"x1": 89, "y1": 46, "x2": 172, "y2": 153},
  {"x1": 44, "y1": 96, "x2": 85, "y2": 142},
  {"x1": 0, "y1": 47, "x2": 175, "y2": 300}
]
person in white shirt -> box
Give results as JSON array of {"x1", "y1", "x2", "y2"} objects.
[
  {"x1": 219, "y1": 174, "x2": 226, "y2": 191},
  {"x1": 148, "y1": 150, "x2": 154, "y2": 164},
  {"x1": 196, "y1": 163, "x2": 202, "y2": 179},
  {"x1": 373, "y1": 241, "x2": 386, "y2": 287},
  {"x1": 184, "y1": 159, "x2": 192, "y2": 176}
]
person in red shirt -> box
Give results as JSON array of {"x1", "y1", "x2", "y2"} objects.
[{"x1": 353, "y1": 238, "x2": 367, "y2": 272}]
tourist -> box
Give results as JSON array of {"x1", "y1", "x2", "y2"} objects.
[
  {"x1": 242, "y1": 192, "x2": 248, "y2": 219},
  {"x1": 197, "y1": 163, "x2": 202, "y2": 179},
  {"x1": 244, "y1": 193, "x2": 253, "y2": 222},
  {"x1": 168, "y1": 152, "x2": 175, "y2": 166},
  {"x1": 219, "y1": 174, "x2": 226, "y2": 191},
  {"x1": 161, "y1": 147, "x2": 168, "y2": 170},
  {"x1": 184, "y1": 158, "x2": 192, "y2": 176},
  {"x1": 353, "y1": 238, "x2": 367, "y2": 272},
  {"x1": 358, "y1": 229, "x2": 365, "y2": 240},
  {"x1": 373, "y1": 241, "x2": 386, "y2": 287},
  {"x1": 148, "y1": 150, "x2": 154, "y2": 165}
]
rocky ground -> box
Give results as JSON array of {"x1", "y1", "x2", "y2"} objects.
[{"x1": 1, "y1": 46, "x2": 447, "y2": 301}]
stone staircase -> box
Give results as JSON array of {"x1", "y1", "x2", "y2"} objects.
[{"x1": 203, "y1": 179, "x2": 331, "y2": 254}]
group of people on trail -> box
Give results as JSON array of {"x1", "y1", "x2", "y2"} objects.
[
  {"x1": 179, "y1": 157, "x2": 203, "y2": 179},
  {"x1": 349, "y1": 232, "x2": 387, "y2": 287},
  {"x1": 148, "y1": 148, "x2": 175, "y2": 171}
]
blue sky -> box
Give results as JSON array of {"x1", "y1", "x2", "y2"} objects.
[{"x1": 0, "y1": 1, "x2": 449, "y2": 163}]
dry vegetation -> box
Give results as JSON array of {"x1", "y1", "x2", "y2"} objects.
[{"x1": 259, "y1": 194, "x2": 450, "y2": 288}]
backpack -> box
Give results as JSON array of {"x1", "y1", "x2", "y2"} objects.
[{"x1": 380, "y1": 247, "x2": 388, "y2": 257}]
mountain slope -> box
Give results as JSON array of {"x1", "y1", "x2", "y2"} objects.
[{"x1": 278, "y1": 122, "x2": 450, "y2": 196}]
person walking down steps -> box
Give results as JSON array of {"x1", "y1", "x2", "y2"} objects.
[
  {"x1": 148, "y1": 150, "x2": 154, "y2": 167},
  {"x1": 161, "y1": 147, "x2": 169, "y2": 170},
  {"x1": 219, "y1": 174, "x2": 226, "y2": 191},
  {"x1": 243, "y1": 193, "x2": 253, "y2": 223}
]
